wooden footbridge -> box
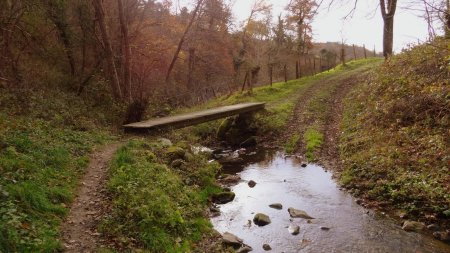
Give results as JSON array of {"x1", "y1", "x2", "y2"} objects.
[{"x1": 123, "y1": 102, "x2": 265, "y2": 132}]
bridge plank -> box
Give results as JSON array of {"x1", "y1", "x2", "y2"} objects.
[{"x1": 123, "y1": 102, "x2": 265, "y2": 132}]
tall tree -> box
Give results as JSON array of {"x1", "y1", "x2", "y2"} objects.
[
  {"x1": 92, "y1": 0, "x2": 123, "y2": 99},
  {"x1": 446, "y1": 0, "x2": 450, "y2": 38},
  {"x1": 286, "y1": 0, "x2": 317, "y2": 54},
  {"x1": 165, "y1": 0, "x2": 204, "y2": 84},
  {"x1": 117, "y1": 0, "x2": 132, "y2": 101},
  {"x1": 45, "y1": 0, "x2": 76, "y2": 76},
  {"x1": 380, "y1": 0, "x2": 397, "y2": 59}
]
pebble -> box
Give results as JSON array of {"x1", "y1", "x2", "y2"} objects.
[{"x1": 263, "y1": 244, "x2": 272, "y2": 251}]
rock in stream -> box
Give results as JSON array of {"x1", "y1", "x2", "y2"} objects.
[
  {"x1": 288, "y1": 208, "x2": 315, "y2": 219},
  {"x1": 253, "y1": 213, "x2": 271, "y2": 226}
]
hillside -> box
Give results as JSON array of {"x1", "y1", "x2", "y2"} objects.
[{"x1": 340, "y1": 38, "x2": 450, "y2": 234}]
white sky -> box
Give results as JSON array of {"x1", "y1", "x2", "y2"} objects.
[{"x1": 231, "y1": 0, "x2": 438, "y2": 52}]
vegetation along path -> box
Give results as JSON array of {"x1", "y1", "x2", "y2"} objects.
[{"x1": 61, "y1": 142, "x2": 122, "y2": 252}]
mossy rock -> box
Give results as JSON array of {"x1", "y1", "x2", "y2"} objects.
[
  {"x1": 253, "y1": 213, "x2": 271, "y2": 226},
  {"x1": 171, "y1": 159, "x2": 186, "y2": 169},
  {"x1": 165, "y1": 146, "x2": 186, "y2": 161},
  {"x1": 145, "y1": 151, "x2": 157, "y2": 162},
  {"x1": 217, "y1": 117, "x2": 234, "y2": 140},
  {"x1": 212, "y1": 192, "x2": 235, "y2": 204}
]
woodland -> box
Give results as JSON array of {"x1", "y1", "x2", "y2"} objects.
[
  {"x1": 0, "y1": 0, "x2": 449, "y2": 252},
  {"x1": 0, "y1": 0, "x2": 381, "y2": 122}
]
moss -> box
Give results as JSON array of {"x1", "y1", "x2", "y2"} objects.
[
  {"x1": 304, "y1": 128, "x2": 324, "y2": 161},
  {"x1": 165, "y1": 146, "x2": 187, "y2": 161}
]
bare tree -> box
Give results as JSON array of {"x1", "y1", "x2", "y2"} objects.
[
  {"x1": 92, "y1": 0, "x2": 123, "y2": 99},
  {"x1": 165, "y1": 0, "x2": 204, "y2": 84},
  {"x1": 117, "y1": 0, "x2": 132, "y2": 101}
]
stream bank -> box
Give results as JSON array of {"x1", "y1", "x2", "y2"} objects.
[{"x1": 211, "y1": 149, "x2": 450, "y2": 253}]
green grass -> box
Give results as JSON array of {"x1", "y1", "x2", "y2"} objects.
[
  {"x1": 304, "y1": 127, "x2": 324, "y2": 161},
  {"x1": 100, "y1": 139, "x2": 222, "y2": 252},
  {"x1": 284, "y1": 134, "x2": 301, "y2": 154},
  {"x1": 0, "y1": 115, "x2": 111, "y2": 252},
  {"x1": 339, "y1": 38, "x2": 450, "y2": 220}
]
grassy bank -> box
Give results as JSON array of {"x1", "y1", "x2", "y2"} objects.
[
  {"x1": 340, "y1": 39, "x2": 449, "y2": 224},
  {"x1": 0, "y1": 88, "x2": 115, "y2": 252},
  {"x1": 99, "y1": 139, "x2": 223, "y2": 252}
]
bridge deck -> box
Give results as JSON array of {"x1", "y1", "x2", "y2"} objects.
[{"x1": 123, "y1": 102, "x2": 265, "y2": 132}]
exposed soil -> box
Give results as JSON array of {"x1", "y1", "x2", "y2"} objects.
[
  {"x1": 61, "y1": 142, "x2": 122, "y2": 252},
  {"x1": 282, "y1": 68, "x2": 372, "y2": 168},
  {"x1": 318, "y1": 75, "x2": 369, "y2": 171}
]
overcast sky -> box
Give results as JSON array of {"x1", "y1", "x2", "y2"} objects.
[{"x1": 230, "y1": 0, "x2": 438, "y2": 53}]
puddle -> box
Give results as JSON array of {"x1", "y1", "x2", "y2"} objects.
[{"x1": 212, "y1": 151, "x2": 450, "y2": 253}]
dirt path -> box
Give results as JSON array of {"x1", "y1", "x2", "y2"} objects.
[
  {"x1": 61, "y1": 142, "x2": 122, "y2": 252},
  {"x1": 283, "y1": 66, "x2": 373, "y2": 167}
]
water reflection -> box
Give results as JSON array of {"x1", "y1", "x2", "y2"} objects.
[{"x1": 212, "y1": 152, "x2": 450, "y2": 253}]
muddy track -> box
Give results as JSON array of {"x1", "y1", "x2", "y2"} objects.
[
  {"x1": 319, "y1": 70, "x2": 373, "y2": 170},
  {"x1": 283, "y1": 67, "x2": 371, "y2": 167},
  {"x1": 61, "y1": 142, "x2": 122, "y2": 253},
  {"x1": 280, "y1": 75, "x2": 337, "y2": 154}
]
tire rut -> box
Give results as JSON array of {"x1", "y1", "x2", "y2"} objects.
[{"x1": 284, "y1": 67, "x2": 371, "y2": 167}]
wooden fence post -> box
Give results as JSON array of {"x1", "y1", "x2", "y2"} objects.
[{"x1": 363, "y1": 44, "x2": 367, "y2": 59}]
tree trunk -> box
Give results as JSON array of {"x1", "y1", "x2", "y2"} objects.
[
  {"x1": 352, "y1": 44, "x2": 356, "y2": 60},
  {"x1": 319, "y1": 57, "x2": 322, "y2": 72},
  {"x1": 269, "y1": 65, "x2": 273, "y2": 86},
  {"x1": 284, "y1": 64, "x2": 287, "y2": 83},
  {"x1": 340, "y1": 43, "x2": 346, "y2": 66},
  {"x1": 313, "y1": 58, "x2": 316, "y2": 74},
  {"x1": 187, "y1": 48, "x2": 195, "y2": 90},
  {"x1": 382, "y1": 16, "x2": 394, "y2": 59},
  {"x1": 165, "y1": 0, "x2": 203, "y2": 84},
  {"x1": 241, "y1": 71, "x2": 248, "y2": 91},
  {"x1": 46, "y1": 1, "x2": 76, "y2": 77},
  {"x1": 93, "y1": 0, "x2": 122, "y2": 99},
  {"x1": 308, "y1": 57, "x2": 313, "y2": 74},
  {"x1": 295, "y1": 61, "x2": 299, "y2": 79},
  {"x1": 380, "y1": 0, "x2": 397, "y2": 59},
  {"x1": 363, "y1": 44, "x2": 367, "y2": 59},
  {"x1": 445, "y1": 0, "x2": 450, "y2": 38},
  {"x1": 117, "y1": 0, "x2": 132, "y2": 101}
]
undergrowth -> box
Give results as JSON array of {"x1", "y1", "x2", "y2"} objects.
[
  {"x1": 0, "y1": 84, "x2": 117, "y2": 252},
  {"x1": 340, "y1": 38, "x2": 450, "y2": 224},
  {"x1": 0, "y1": 115, "x2": 110, "y2": 252}
]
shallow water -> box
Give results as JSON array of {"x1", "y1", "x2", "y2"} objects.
[{"x1": 211, "y1": 151, "x2": 450, "y2": 253}]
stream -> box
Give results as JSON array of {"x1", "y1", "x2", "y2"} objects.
[{"x1": 211, "y1": 149, "x2": 450, "y2": 253}]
